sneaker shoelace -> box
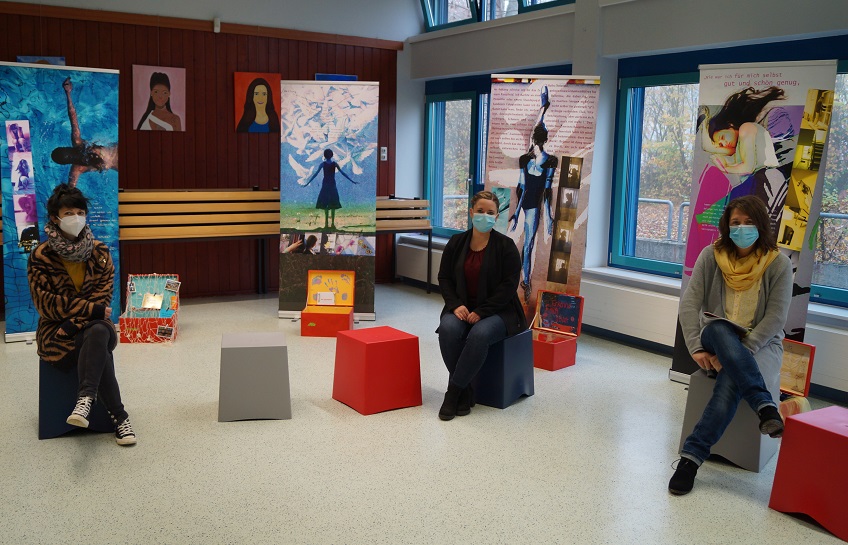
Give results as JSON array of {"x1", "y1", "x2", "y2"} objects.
[
  {"x1": 116, "y1": 419, "x2": 135, "y2": 437},
  {"x1": 73, "y1": 396, "x2": 93, "y2": 415}
]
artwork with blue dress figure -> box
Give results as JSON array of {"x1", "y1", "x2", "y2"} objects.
[
  {"x1": 278, "y1": 81, "x2": 379, "y2": 317},
  {"x1": 0, "y1": 63, "x2": 120, "y2": 337}
]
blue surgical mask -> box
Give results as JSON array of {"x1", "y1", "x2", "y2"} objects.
[
  {"x1": 729, "y1": 225, "x2": 759, "y2": 249},
  {"x1": 472, "y1": 213, "x2": 496, "y2": 233}
]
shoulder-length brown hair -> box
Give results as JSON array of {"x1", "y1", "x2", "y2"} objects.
[{"x1": 715, "y1": 195, "x2": 777, "y2": 254}]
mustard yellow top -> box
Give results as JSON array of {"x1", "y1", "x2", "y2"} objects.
[
  {"x1": 725, "y1": 279, "x2": 761, "y2": 329},
  {"x1": 60, "y1": 258, "x2": 86, "y2": 293}
]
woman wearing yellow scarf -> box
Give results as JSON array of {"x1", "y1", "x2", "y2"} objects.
[{"x1": 670, "y1": 196, "x2": 792, "y2": 495}]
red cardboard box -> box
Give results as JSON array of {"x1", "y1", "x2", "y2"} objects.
[
  {"x1": 301, "y1": 270, "x2": 355, "y2": 337},
  {"x1": 531, "y1": 291, "x2": 583, "y2": 371},
  {"x1": 119, "y1": 273, "x2": 180, "y2": 343},
  {"x1": 533, "y1": 331, "x2": 577, "y2": 371}
]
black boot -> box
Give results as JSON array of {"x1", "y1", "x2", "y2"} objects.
[
  {"x1": 668, "y1": 458, "x2": 699, "y2": 495},
  {"x1": 457, "y1": 385, "x2": 474, "y2": 416},
  {"x1": 758, "y1": 405, "x2": 784, "y2": 438},
  {"x1": 439, "y1": 383, "x2": 463, "y2": 421}
]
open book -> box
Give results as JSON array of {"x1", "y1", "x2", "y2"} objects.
[{"x1": 703, "y1": 312, "x2": 751, "y2": 337}]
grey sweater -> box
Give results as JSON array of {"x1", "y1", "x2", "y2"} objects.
[{"x1": 679, "y1": 245, "x2": 793, "y2": 390}]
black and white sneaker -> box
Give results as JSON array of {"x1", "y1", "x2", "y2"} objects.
[
  {"x1": 66, "y1": 396, "x2": 94, "y2": 428},
  {"x1": 115, "y1": 417, "x2": 137, "y2": 446}
]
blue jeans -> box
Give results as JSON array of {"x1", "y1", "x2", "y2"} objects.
[
  {"x1": 438, "y1": 313, "x2": 508, "y2": 388},
  {"x1": 681, "y1": 320, "x2": 777, "y2": 465}
]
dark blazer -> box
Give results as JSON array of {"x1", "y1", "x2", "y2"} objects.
[
  {"x1": 28, "y1": 239, "x2": 115, "y2": 365},
  {"x1": 438, "y1": 228, "x2": 527, "y2": 336}
]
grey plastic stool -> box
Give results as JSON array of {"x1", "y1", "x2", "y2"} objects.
[
  {"x1": 678, "y1": 369, "x2": 780, "y2": 472},
  {"x1": 218, "y1": 332, "x2": 291, "y2": 422}
]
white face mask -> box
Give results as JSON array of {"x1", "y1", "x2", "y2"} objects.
[{"x1": 59, "y1": 215, "x2": 86, "y2": 238}]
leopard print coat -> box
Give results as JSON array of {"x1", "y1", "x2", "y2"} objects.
[{"x1": 27, "y1": 239, "x2": 115, "y2": 364}]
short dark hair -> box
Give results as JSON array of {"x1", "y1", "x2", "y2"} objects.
[
  {"x1": 47, "y1": 183, "x2": 89, "y2": 219},
  {"x1": 324, "y1": 149, "x2": 333, "y2": 159},
  {"x1": 715, "y1": 195, "x2": 777, "y2": 254}
]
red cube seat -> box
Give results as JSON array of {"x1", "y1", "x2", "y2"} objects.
[
  {"x1": 769, "y1": 406, "x2": 848, "y2": 541},
  {"x1": 332, "y1": 326, "x2": 422, "y2": 415}
]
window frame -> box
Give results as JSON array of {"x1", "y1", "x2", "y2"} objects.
[
  {"x1": 518, "y1": 0, "x2": 574, "y2": 15},
  {"x1": 424, "y1": 91, "x2": 480, "y2": 238},
  {"x1": 419, "y1": 0, "x2": 478, "y2": 32}
]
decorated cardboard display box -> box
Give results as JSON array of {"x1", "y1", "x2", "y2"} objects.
[
  {"x1": 532, "y1": 291, "x2": 584, "y2": 371},
  {"x1": 301, "y1": 270, "x2": 355, "y2": 337},
  {"x1": 119, "y1": 274, "x2": 180, "y2": 343},
  {"x1": 778, "y1": 338, "x2": 816, "y2": 419}
]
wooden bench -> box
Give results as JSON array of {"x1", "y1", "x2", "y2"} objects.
[
  {"x1": 118, "y1": 189, "x2": 280, "y2": 241},
  {"x1": 118, "y1": 189, "x2": 281, "y2": 293},
  {"x1": 376, "y1": 197, "x2": 433, "y2": 292}
]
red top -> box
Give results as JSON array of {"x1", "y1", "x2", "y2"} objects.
[{"x1": 464, "y1": 247, "x2": 485, "y2": 309}]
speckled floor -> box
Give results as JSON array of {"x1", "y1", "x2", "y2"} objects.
[{"x1": 0, "y1": 283, "x2": 841, "y2": 544}]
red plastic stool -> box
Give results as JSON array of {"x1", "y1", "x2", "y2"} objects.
[
  {"x1": 769, "y1": 406, "x2": 848, "y2": 541},
  {"x1": 333, "y1": 326, "x2": 422, "y2": 415}
]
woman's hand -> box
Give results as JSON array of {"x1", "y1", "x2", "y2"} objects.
[
  {"x1": 453, "y1": 305, "x2": 470, "y2": 321},
  {"x1": 692, "y1": 350, "x2": 722, "y2": 372},
  {"x1": 466, "y1": 312, "x2": 481, "y2": 325}
]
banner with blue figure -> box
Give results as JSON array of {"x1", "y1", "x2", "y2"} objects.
[
  {"x1": 1, "y1": 62, "x2": 120, "y2": 340},
  {"x1": 278, "y1": 80, "x2": 378, "y2": 317}
]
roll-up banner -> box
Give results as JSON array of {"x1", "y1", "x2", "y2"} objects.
[
  {"x1": 1, "y1": 63, "x2": 120, "y2": 341},
  {"x1": 670, "y1": 60, "x2": 838, "y2": 380},
  {"x1": 278, "y1": 80, "x2": 378, "y2": 318},
  {"x1": 485, "y1": 75, "x2": 600, "y2": 324}
]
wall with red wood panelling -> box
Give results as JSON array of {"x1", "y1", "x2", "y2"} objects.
[{"x1": 0, "y1": 10, "x2": 397, "y2": 306}]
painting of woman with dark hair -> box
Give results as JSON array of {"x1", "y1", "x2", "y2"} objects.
[
  {"x1": 236, "y1": 77, "x2": 281, "y2": 133},
  {"x1": 136, "y1": 71, "x2": 182, "y2": 131},
  {"x1": 50, "y1": 77, "x2": 118, "y2": 188}
]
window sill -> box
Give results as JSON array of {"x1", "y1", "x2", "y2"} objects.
[{"x1": 583, "y1": 266, "x2": 848, "y2": 329}]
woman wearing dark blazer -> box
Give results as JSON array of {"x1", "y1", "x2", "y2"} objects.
[{"x1": 437, "y1": 190, "x2": 527, "y2": 420}]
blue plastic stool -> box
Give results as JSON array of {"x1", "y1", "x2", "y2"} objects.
[
  {"x1": 39, "y1": 359, "x2": 114, "y2": 439},
  {"x1": 471, "y1": 329, "x2": 535, "y2": 409}
]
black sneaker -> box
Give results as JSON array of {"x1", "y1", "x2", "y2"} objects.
[
  {"x1": 758, "y1": 405, "x2": 784, "y2": 438},
  {"x1": 669, "y1": 458, "x2": 699, "y2": 495},
  {"x1": 115, "y1": 417, "x2": 137, "y2": 446},
  {"x1": 66, "y1": 396, "x2": 94, "y2": 428}
]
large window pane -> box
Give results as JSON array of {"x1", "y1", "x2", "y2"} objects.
[
  {"x1": 481, "y1": 0, "x2": 518, "y2": 20},
  {"x1": 813, "y1": 73, "x2": 848, "y2": 295},
  {"x1": 634, "y1": 84, "x2": 699, "y2": 264},
  {"x1": 423, "y1": 0, "x2": 475, "y2": 28},
  {"x1": 426, "y1": 97, "x2": 474, "y2": 233}
]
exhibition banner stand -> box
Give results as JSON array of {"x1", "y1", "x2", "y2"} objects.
[
  {"x1": 484, "y1": 75, "x2": 600, "y2": 324},
  {"x1": 670, "y1": 60, "x2": 837, "y2": 381},
  {"x1": 1, "y1": 62, "x2": 120, "y2": 342},
  {"x1": 278, "y1": 80, "x2": 378, "y2": 320}
]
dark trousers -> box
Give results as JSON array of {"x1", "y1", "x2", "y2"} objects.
[{"x1": 71, "y1": 322, "x2": 127, "y2": 423}]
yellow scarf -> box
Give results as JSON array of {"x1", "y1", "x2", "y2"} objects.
[{"x1": 714, "y1": 245, "x2": 780, "y2": 291}]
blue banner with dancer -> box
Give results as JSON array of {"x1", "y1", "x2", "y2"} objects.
[
  {"x1": 278, "y1": 80, "x2": 378, "y2": 317},
  {"x1": 670, "y1": 60, "x2": 837, "y2": 378},
  {"x1": 1, "y1": 62, "x2": 120, "y2": 340}
]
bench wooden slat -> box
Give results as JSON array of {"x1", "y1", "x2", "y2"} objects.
[
  {"x1": 376, "y1": 209, "x2": 429, "y2": 219},
  {"x1": 120, "y1": 213, "x2": 281, "y2": 227},
  {"x1": 120, "y1": 202, "x2": 279, "y2": 214},
  {"x1": 120, "y1": 224, "x2": 279, "y2": 240},
  {"x1": 376, "y1": 219, "x2": 432, "y2": 231},
  {"x1": 375, "y1": 199, "x2": 429, "y2": 210},
  {"x1": 118, "y1": 190, "x2": 280, "y2": 203}
]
